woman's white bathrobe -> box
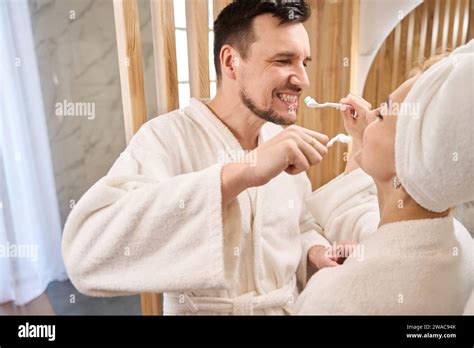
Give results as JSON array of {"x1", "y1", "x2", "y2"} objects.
[
  {"x1": 62, "y1": 98, "x2": 331, "y2": 315},
  {"x1": 294, "y1": 169, "x2": 474, "y2": 314}
]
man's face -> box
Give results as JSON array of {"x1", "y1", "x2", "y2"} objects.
[{"x1": 236, "y1": 14, "x2": 311, "y2": 125}]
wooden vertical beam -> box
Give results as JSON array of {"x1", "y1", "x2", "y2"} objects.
[
  {"x1": 391, "y1": 24, "x2": 402, "y2": 90},
  {"x1": 406, "y1": 11, "x2": 416, "y2": 73},
  {"x1": 325, "y1": 2, "x2": 338, "y2": 178},
  {"x1": 151, "y1": 0, "x2": 179, "y2": 115},
  {"x1": 377, "y1": 42, "x2": 388, "y2": 106},
  {"x1": 418, "y1": 2, "x2": 429, "y2": 61},
  {"x1": 139, "y1": 291, "x2": 162, "y2": 316},
  {"x1": 411, "y1": 3, "x2": 422, "y2": 65},
  {"x1": 186, "y1": 0, "x2": 210, "y2": 98},
  {"x1": 300, "y1": 0, "x2": 323, "y2": 189},
  {"x1": 468, "y1": 0, "x2": 474, "y2": 41},
  {"x1": 460, "y1": 0, "x2": 471, "y2": 43},
  {"x1": 137, "y1": 0, "x2": 181, "y2": 316},
  {"x1": 431, "y1": 0, "x2": 441, "y2": 55},
  {"x1": 441, "y1": 0, "x2": 451, "y2": 51},
  {"x1": 350, "y1": 0, "x2": 360, "y2": 95},
  {"x1": 452, "y1": 0, "x2": 462, "y2": 47},
  {"x1": 113, "y1": 0, "x2": 147, "y2": 144},
  {"x1": 114, "y1": 0, "x2": 161, "y2": 315},
  {"x1": 398, "y1": 13, "x2": 409, "y2": 79},
  {"x1": 341, "y1": 0, "x2": 359, "y2": 161}
]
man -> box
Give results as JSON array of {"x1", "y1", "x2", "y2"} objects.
[{"x1": 63, "y1": 0, "x2": 339, "y2": 315}]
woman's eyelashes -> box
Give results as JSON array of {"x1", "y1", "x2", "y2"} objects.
[{"x1": 376, "y1": 110, "x2": 384, "y2": 120}]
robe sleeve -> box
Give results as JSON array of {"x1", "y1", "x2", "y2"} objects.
[
  {"x1": 454, "y1": 201, "x2": 474, "y2": 237},
  {"x1": 62, "y1": 122, "x2": 242, "y2": 297},
  {"x1": 296, "y1": 175, "x2": 332, "y2": 289},
  {"x1": 305, "y1": 168, "x2": 380, "y2": 243}
]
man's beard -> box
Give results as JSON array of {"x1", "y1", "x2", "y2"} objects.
[{"x1": 239, "y1": 88, "x2": 295, "y2": 126}]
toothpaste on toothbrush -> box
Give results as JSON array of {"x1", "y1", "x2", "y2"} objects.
[{"x1": 327, "y1": 134, "x2": 352, "y2": 147}]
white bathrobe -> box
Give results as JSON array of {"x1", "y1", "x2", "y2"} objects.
[
  {"x1": 294, "y1": 170, "x2": 474, "y2": 315},
  {"x1": 62, "y1": 98, "x2": 331, "y2": 315},
  {"x1": 454, "y1": 201, "x2": 474, "y2": 238},
  {"x1": 305, "y1": 168, "x2": 380, "y2": 243}
]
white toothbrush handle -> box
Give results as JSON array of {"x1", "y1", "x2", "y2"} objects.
[
  {"x1": 307, "y1": 102, "x2": 343, "y2": 109},
  {"x1": 305, "y1": 102, "x2": 319, "y2": 108},
  {"x1": 323, "y1": 102, "x2": 344, "y2": 108}
]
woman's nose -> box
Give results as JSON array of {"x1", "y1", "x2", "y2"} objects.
[{"x1": 366, "y1": 110, "x2": 378, "y2": 124}]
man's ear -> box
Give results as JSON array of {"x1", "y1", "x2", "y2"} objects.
[{"x1": 220, "y1": 45, "x2": 238, "y2": 81}]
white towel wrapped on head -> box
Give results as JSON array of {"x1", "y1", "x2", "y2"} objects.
[{"x1": 396, "y1": 40, "x2": 474, "y2": 213}]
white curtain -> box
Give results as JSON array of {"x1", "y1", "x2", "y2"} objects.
[{"x1": 0, "y1": 0, "x2": 67, "y2": 305}]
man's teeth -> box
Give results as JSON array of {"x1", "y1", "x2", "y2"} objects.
[{"x1": 277, "y1": 93, "x2": 298, "y2": 103}]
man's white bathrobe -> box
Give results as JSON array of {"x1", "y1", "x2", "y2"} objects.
[
  {"x1": 294, "y1": 169, "x2": 474, "y2": 315},
  {"x1": 62, "y1": 98, "x2": 331, "y2": 315}
]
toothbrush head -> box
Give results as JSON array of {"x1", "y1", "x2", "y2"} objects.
[
  {"x1": 327, "y1": 134, "x2": 352, "y2": 147},
  {"x1": 304, "y1": 96, "x2": 317, "y2": 106}
]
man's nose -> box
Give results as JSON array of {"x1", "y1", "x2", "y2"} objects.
[{"x1": 289, "y1": 66, "x2": 310, "y2": 89}]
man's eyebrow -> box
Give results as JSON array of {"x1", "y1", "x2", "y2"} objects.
[{"x1": 269, "y1": 52, "x2": 312, "y2": 61}]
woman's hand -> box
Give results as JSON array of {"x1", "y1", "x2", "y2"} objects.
[
  {"x1": 308, "y1": 245, "x2": 339, "y2": 271},
  {"x1": 339, "y1": 93, "x2": 372, "y2": 145},
  {"x1": 307, "y1": 240, "x2": 358, "y2": 273},
  {"x1": 328, "y1": 240, "x2": 357, "y2": 265}
]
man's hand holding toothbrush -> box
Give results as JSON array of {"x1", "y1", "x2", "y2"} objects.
[{"x1": 222, "y1": 125, "x2": 330, "y2": 208}]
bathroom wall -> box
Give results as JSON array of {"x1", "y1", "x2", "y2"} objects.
[
  {"x1": 356, "y1": 0, "x2": 423, "y2": 94},
  {"x1": 28, "y1": 0, "x2": 157, "y2": 225}
]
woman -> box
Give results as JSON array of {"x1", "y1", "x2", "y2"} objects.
[{"x1": 294, "y1": 40, "x2": 474, "y2": 314}]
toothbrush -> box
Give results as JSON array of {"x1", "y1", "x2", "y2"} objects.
[
  {"x1": 304, "y1": 96, "x2": 357, "y2": 118},
  {"x1": 304, "y1": 96, "x2": 343, "y2": 109},
  {"x1": 327, "y1": 134, "x2": 352, "y2": 148}
]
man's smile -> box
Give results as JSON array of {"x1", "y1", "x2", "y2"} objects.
[{"x1": 273, "y1": 91, "x2": 301, "y2": 111}]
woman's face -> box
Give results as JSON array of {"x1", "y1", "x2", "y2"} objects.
[{"x1": 356, "y1": 77, "x2": 419, "y2": 182}]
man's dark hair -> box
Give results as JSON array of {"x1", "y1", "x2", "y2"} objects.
[{"x1": 213, "y1": 0, "x2": 311, "y2": 81}]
